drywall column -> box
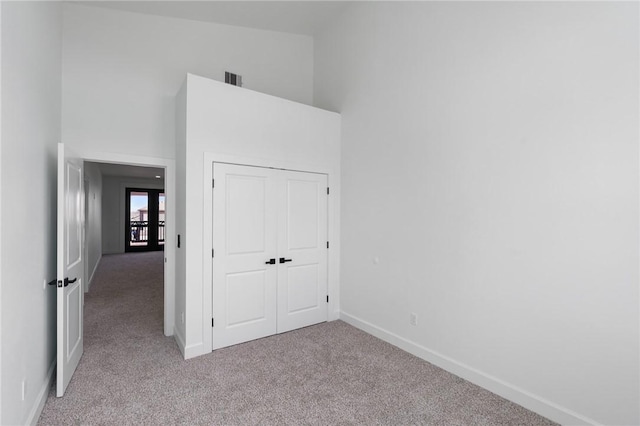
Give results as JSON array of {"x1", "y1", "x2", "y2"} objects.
[
  {"x1": 177, "y1": 74, "x2": 340, "y2": 358},
  {"x1": 173, "y1": 80, "x2": 187, "y2": 352}
]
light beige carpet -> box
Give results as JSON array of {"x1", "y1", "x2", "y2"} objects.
[{"x1": 38, "y1": 251, "x2": 555, "y2": 425}]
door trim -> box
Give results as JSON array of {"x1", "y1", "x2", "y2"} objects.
[
  {"x1": 84, "y1": 179, "x2": 90, "y2": 293},
  {"x1": 204, "y1": 152, "x2": 341, "y2": 355},
  {"x1": 70, "y1": 148, "x2": 176, "y2": 338}
]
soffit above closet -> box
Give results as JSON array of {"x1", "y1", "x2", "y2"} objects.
[{"x1": 70, "y1": 1, "x2": 351, "y2": 36}]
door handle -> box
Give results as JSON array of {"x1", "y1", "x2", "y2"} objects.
[
  {"x1": 279, "y1": 258, "x2": 292, "y2": 264},
  {"x1": 265, "y1": 259, "x2": 276, "y2": 265},
  {"x1": 64, "y1": 277, "x2": 77, "y2": 287}
]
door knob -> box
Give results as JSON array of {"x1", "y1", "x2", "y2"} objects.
[
  {"x1": 265, "y1": 259, "x2": 276, "y2": 265},
  {"x1": 279, "y1": 258, "x2": 292, "y2": 264}
]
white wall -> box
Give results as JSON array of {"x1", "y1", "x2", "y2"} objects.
[
  {"x1": 314, "y1": 2, "x2": 639, "y2": 425},
  {"x1": 178, "y1": 74, "x2": 340, "y2": 358},
  {"x1": 84, "y1": 162, "x2": 102, "y2": 291},
  {"x1": 0, "y1": 3, "x2": 3, "y2": 418},
  {"x1": 62, "y1": 3, "x2": 314, "y2": 160},
  {"x1": 0, "y1": 2, "x2": 62, "y2": 424},
  {"x1": 174, "y1": 81, "x2": 187, "y2": 351},
  {"x1": 102, "y1": 175, "x2": 164, "y2": 255}
]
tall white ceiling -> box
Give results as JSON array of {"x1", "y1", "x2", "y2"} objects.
[{"x1": 73, "y1": 1, "x2": 351, "y2": 35}]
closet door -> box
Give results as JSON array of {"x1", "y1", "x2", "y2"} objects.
[
  {"x1": 212, "y1": 164, "x2": 278, "y2": 350},
  {"x1": 277, "y1": 171, "x2": 328, "y2": 333}
]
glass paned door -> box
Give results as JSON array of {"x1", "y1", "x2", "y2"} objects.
[
  {"x1": 129, "y1": 191, "x2": 149, "y2": 248},
  {"x1": 125, "y1": 188, "x2": 165, "y2": 252}
]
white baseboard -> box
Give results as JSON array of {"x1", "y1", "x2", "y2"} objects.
[
  {"x1": 87, "y1": 254, "x2": 102, "y2": 291},
  {"x1": 340, "y1": 311, "x2": 599, "y2": 426},
  {"x1": 174, "y1": 326, "x2": 186, "y2": 358},
  {"x1": 26, "y1": 359, "x2": 55, "y2": 426},
  {"x1": 173, "y1": 328, "x2": 202, "y2": 359},
  {"x1": 164, "y1": 324, "x2": 174, "y2": 337},
  {"x1": 329, "y1": 309, "x2": 341, "y2": 321},
  {"x1": 184, "y1": 342, "x2": 204, "y2": 360}
]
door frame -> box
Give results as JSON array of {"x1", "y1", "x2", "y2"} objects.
[
  {"x1": 203, "y1": 152, "x2": 340, "y2": 354},
  {"x1": 74, "y1": 148, "x2": 176, "y2": 337},
  {"x1": 84, "y1": 178, "x2": 90, "y2": 293}
]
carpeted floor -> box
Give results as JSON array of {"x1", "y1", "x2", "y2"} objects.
[{"x1": 38, "y1": 251, "x2": 555, "y2": 425}]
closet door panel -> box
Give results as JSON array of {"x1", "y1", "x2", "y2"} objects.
[
  {"x1": 287, "y1": 180, "x2": 320, "y2": 249},
  {"x1": 227, "y1": 176, "x2": 268, "y2": 255},
  {"x1": 286, "y1": 264, "x2": 320, "y2": 313},
  {"x1": 212, "y1": 164, "x2": 278, "y2": 350},
  {"x1": 277, "y1": 171, "x2": 328, "y2": 333},
  {"x1": 226, "y1": 271, "x2": 268, "y2": 326}
]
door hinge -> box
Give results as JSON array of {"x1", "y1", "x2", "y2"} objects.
[
  {"x1": 212, "y1": 318, "x2": 214, "y2": 327},
  {"x1": 212, "y1": 179, "x2": 215, "y2": 188},
  {"x1": 327, "y1": 187, "x2": 330, "y2": 195},
  {"x1": 327, "y1": 241, "x2": 329, "y2": 249},
  {"x1": 326, "y1": 295, "x2": 329, "y2": 303},
  {"x1": 212, "y1": 249, "x2": 214, "y2": 258}
]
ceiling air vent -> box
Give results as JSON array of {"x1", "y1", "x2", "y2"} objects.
[{"x1": 225, "y1": 71, "x2": 242, "y2": 87}]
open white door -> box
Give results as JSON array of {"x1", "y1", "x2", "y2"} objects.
[{"x1": 56, "y1": 143, "x2": 84, "y2": 397}]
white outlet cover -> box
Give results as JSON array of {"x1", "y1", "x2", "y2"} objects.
[{"x1": 410, "y1": 313, "x2": 418, "y2": 326}]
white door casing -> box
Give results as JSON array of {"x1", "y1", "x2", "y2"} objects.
[
  {"x1": 212, "y1": 163, "x2": 328, "y2": 349},
  {"x1": 276, "y1": 171, "x2": 328, "y2": 333},
  {"x1": 78, "y1": 150, "x2": 175, "y2": 337},
  {"x1": 57, "y1": 143, "x2": 85, "y2": 397},
  {"x1": 212, "y1": 164, "x2": 278, "y2": 350}
]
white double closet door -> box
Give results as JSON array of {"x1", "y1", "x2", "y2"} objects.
[{"x1": 212, "y1": 163, "x2": 328, "y2": 350}]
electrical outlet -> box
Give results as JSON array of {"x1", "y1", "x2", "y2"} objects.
[
  {"x1": 410, "y1": 313, "x2": 418, "y2": 326},
  {"x1": 21, "y1": 379, "x2": 26, "y2": 401}
]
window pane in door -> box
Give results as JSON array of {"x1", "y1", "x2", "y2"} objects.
[
  {"x1": 130, "y1": 191, "x2": 149, "y2": 247},
  {"x1": 158, "y1": 193, "x2": 165, "y2": 245}
]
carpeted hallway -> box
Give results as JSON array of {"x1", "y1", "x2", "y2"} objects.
[{"x1": 38, "y1": 251, "x2": 555, "y2": 425}]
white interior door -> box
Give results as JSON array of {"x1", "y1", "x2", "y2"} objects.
[
  {"x1": 276, "y1": 171, "x2": 328, "y2": 333},
  {"x1": 212, "y1": 164, "x2": 278, "y2": 350},
  {"x1": 56, "y1": 143, "x2": 85, "y2": 397}
]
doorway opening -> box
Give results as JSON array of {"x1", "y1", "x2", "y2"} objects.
[
  {"x1": 125, "y1": 188, "x2": 165, "y2": 252},
  {"x1": 80, "y1": 156, "x2": 175, "y2": 338}
]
